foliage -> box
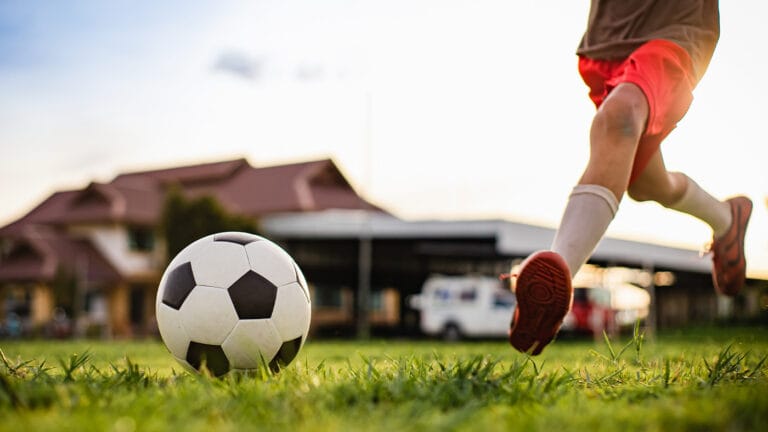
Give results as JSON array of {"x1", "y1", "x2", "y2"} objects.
[
  {"x1": 160, "y1": 186, "x2": 259, "y2": 261},
  {"x1": 1, "y1": 327, "x2": 767, "y2": 431},
  {"x1": 51, "y1": 266, "x2": 77, "y2": 316}
]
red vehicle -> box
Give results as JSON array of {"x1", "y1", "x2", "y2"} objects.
[
  {"x1": 561, "y1": 284, "x2": 650, "y2": 337},
  {"x1": 560, "y1": 287, "x2": 615, "y2": 336}
]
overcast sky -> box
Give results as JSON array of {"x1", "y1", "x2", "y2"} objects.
[{"x1": 1, "y1": 0, "x2": 766, "y2": 276}]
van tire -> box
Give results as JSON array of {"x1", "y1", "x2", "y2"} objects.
[{"x1": 442, "y1": 323, "x2": 462, "y2": 342}]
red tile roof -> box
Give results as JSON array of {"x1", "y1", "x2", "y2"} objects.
[
  {"x1": 0, "y1": 157, "x2": 383, "y2": 283},
  {"x1": 185, "y1": 159, "x2": 380, "y2": 215},
  {"x1": 1, "y1": 158, "x2": 381, "y2": 233},
  {"x1": 112, "y1": 158, "x2": 249, "y2": 187}
]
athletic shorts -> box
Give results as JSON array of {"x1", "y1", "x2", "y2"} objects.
[{"x1": 578, "y1": 39, "x2": 697, "y2": 185}]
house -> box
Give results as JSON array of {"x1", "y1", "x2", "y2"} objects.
[{"x1": 0, "y1": 158, "x2": 381, "y2": 337}]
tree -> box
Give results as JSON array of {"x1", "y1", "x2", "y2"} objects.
[
  {"x1": 160, "y1": 186, "x2": 259, "y2": 261},
  {"x1": 51, "y1": 266, "x2": 77, "y2": 316}
]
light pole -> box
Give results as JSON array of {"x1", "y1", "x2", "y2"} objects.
[{"x1": 356, "y1": 90, "x2": 374, "y2": 340}]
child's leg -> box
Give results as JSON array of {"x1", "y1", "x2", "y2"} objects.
[
  {"x1": 510, "y1": 41, "x2": 699, "y2": 355},
  {"x1": 628, "y1": 151, "x2": 751, "y2": 296},
  {"x1": 509, "y1": 83, "x2": 647, "y2": 355},
  {"x1": 628, "y1": 152, "x2": 732, "y2": 236},
  {"x1": 550, "y1": 83, "x2": 647, "y2": 275}
]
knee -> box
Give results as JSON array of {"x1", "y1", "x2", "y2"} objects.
[{"x1": 591, "y1": 86, "x2": 648, "y2": 144}]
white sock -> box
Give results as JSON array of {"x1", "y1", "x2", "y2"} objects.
[
  {"x1": 551, "y1": 184, "x2": 619, "y2": 277},
  {"x1": 665, "y1": 175, "x2": 732, "y2": 238}
]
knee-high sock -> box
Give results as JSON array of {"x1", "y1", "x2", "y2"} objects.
[
  {"x1": 664, "y1": 174, "x2": 732, "y2": 238},
  {"x1": 551, "y1": 184, "x2": 619, "y2": 277}
]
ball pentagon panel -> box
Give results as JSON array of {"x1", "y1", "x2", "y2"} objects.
[
  {"x1": 160, "y1": 261, "x2": 196, "y2": 310},
  {"x1": 269, "y1": 337, "x2": 304, "y2": 373},
  {"x1": 227, "y1": 270, "x2": 278, "y2": 319},
  {"x1": 186, "y1": 342, "x2": 230, "y2": 377}
]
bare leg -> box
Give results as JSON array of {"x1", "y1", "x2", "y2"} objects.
[
  {"x1": 624, "y1": 119, "x2": 750, "y2": 297},
  {"x1": 628, "y1": 150, "x2": 732, "y2": 237},
  {"x1": 579, "y1": 83, "x2": 649, "y2": 200},
  {"x1": 551, "y1": 82, "x2": 648, "y2": 274},
  {"x1": 509, "y1": 84, "x2": 651, "y2": 354},
  {"x1": 513, "y1": 83, "x2": 666, "y2": 355},
  {"x1": 626, "y1": 151, "x2": 687, "y2": 206}
]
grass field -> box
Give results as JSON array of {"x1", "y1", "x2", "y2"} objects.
[{"x1": 1, "y1": 325, "x2": 768, "y2": 431}]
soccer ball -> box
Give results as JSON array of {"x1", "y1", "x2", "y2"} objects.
[{"x1": 155, "y1": 232, "x2": 311, "y2": 377}]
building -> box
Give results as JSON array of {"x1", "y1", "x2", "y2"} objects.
[
  {"x1": 262, "y1": 210, "x2": 766, "y2": 336},
  {"x1": 0, "y1": 158, "x2": 381, "y2": 337}
]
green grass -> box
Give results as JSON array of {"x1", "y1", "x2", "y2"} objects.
[{"x1": 1, "y1": 325, "x2": 767, "y2": 431}]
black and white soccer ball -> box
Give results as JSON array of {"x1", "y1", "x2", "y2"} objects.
[{"x1": 155, "y1": 232, "x2": 311, "y2": 377}]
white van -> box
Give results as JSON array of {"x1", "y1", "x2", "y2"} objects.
[{"x1": 409, "y1": 275, "x2": 516, "y2": 340}]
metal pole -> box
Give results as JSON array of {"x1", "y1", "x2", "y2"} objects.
[
  {"x1": 643, "y1": 261, "x2": 656, "y2": 340},
  {"x1": 74, "y1": 254, "x2": 88, "y2": 338},
  {"x1": 356, "y1": 90, "x2": 374, "y2": 340},
  {"x1": 357, "y1": 232, "x2": 372, "y2": 339}
]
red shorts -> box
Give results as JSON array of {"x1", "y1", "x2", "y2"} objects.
[{"x1": 578, "y1": 39, "x2": 696, "y2": 185}]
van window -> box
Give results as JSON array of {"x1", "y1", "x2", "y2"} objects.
[
  {"x1": 493, "y1": 291, "x2": 515, "y2": 308},
  {"x1": 433, "y1": 288, "x2": 452, "y2": 303},
  {"x1": 459, "y1": 288, "x2": 477, "y2": 302}
]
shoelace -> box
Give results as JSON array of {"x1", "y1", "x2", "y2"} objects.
[
  {"x1": 498, "y1": 272, "x2": 516, "y2": 281},
  {"x1": 499, "y1": 272, "x2": 518, "y2": 292}
]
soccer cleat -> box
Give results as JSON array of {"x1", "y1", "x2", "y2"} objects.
[
  {"x1": 509, "y1": 250, "x2": 572, "y2": 355},
  {"x1": 710, "y1": 196, "x2": 752, "y2": 296}
]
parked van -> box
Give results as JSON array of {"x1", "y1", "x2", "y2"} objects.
[{"x1": 409, "y1": 275, "x2": 515, "y2": 340}]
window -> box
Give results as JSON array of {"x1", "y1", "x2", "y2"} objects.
[
  {"x1": 129, "y1": 285, "x2": 147, "y2": 325},
  {"x1": 370, "y1": 291, "x2": 383, "y2": 311},
  {"x1": 84, "y1": 291, "x2": 107, "y2": 323},
  {"x1": 433, "y1": 288, "x2": 451, "y2": 303},
  {"x1": 128, "y1": 227, "x2": 154, "y2": 252},
  {"x1": 314, "y1": 285, "x2": 343, "y2": 308},
  {"x1": 459, "y1": 287, "x2": 477, "y2": 302},
  {"x1": 493, "y1": 291, "x2": 515, "y2": 308}
]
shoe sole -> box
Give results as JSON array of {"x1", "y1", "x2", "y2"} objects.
[
  {"x1": 714, "y1": 196, "x2": 753, "y2": 296},
  {"x1": 510, "y1": 251, "x2": 572, "y2": 355}
]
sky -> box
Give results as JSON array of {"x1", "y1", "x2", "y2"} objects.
[{"x1": 0, "y1": 0, "x2": 766, "y2": 277}]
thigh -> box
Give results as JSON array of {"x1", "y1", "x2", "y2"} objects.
[{"x1": 616, "y1": 40, "x2": 696, "y2": 184}]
